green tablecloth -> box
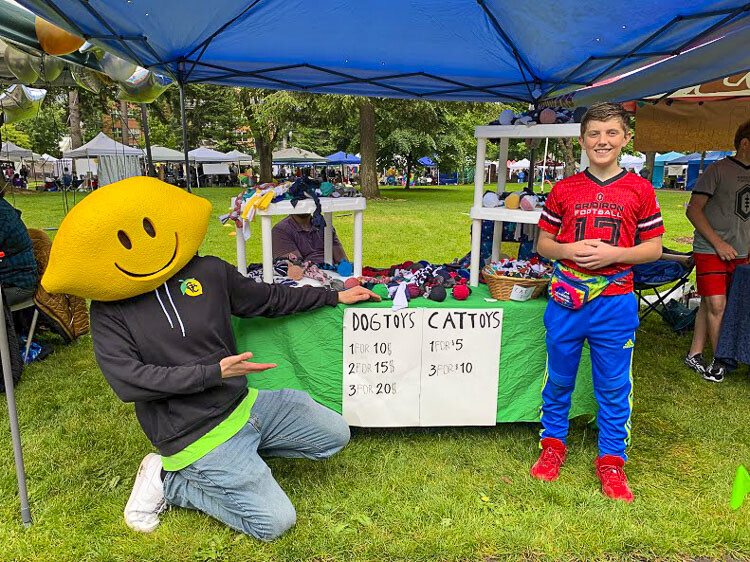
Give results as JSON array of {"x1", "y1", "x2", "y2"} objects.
[{"x1": 232, "y1": 285, "x2": 597, "y2": 424}]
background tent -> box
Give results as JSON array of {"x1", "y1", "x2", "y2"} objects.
[
  {"x1": 63, "y1": 132, "x2": 143, "y2": 158},
  {"x1": 148, "y1": 145, "x2": 190, "y2": 162},
  {"x1": 225, "y1": 149, "x2": 253, "y2": 164},
  {"x1": 418, "y1": 157, "x2": 436, "y2": 167},
  {"x1": 508, "y1": 159, "x2": 530, "y2": 170},
  {"x1": 669, "y1": 151, "x2": 733, "y2": 190},
  {"x1": 326, "y1": 152, "x2": 360, "y2": 165},
  {"x1": 273, "y1": 147, "x2": 326, "y2": 164},
  {"x1": 1, "y1": 141, "x2": 33, "y2": 160},
  {"x1": 187, "y1": 147, "x2": 234, "y2": 162},
  {"x1": 16, "y1": 0, "x2": 750, "y2": 103},
  {"x1": 652, "y1": 151, "x2": 685, "y2": 188},
  {"x1": 619, "y1": 153, "x2": 646, "y2": 173}
]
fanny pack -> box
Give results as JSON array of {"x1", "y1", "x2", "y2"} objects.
[{"x1": 548, "y1": 263, "x2": 629, "y2": 310}]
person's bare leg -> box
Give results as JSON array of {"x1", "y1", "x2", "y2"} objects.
[
  {"x1": 688, "y1": 302, "x2": 708, "y2": 357},
  {"x1": 703, "y1": 294, "x2": 727, "y2": 353}
]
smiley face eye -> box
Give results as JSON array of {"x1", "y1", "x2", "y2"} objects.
[
  {"x1": 143, "y1": 218, "x2": 156, "y2": 238},
  {"x1": 118, "y1": 230, "x2": 132, "y2": 249}
]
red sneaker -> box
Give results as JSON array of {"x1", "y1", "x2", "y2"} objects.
[
  {"x1": 530, "y1": 438, "x2": 567, "y2": 481},
  {"x1": 595, "y1": 455, "x2": 634, "y2": 503}
]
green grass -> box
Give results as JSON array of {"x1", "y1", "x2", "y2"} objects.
[{"x1": 1, "y1": 185, "x2": 748, "y2": 561}]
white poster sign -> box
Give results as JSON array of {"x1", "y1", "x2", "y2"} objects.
[
  {"x1": 342, "y1": 309, "x2": 422, "y2": 427},
  {"x1": 419, "y1": 309, "x2": 503, "y2": 426},
  {"x1": 342, "y1": 307, "x2": 503, "y2": 427}
]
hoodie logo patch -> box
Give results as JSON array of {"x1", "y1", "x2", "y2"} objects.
[
  {"x1": 623, "y1": 339, "x2": 634, "y2": 349},
  {"x1": 180, "y1": 278, "x2": 203, "y2": 297}
]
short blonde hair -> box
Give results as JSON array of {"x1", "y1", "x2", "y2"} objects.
[{"x1": 581, "y1": 102, "x2": 631, "y2": 135}]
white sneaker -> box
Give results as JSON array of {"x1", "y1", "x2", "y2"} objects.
[{"x1": 124, "y1": 453, "x2": 167, "y2": 532}]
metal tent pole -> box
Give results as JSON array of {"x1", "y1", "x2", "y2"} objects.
[
  {"x1": 179, "y1": 82, "x2": 192, "y2": 193},
  {"x1": 140, "y1": 104, "x2": 155, "y2": 176},
  {"x1": 0, "y1": 286, "x2": 31, "y2": 526}
]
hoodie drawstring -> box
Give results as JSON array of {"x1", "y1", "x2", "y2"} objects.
[
  {"x1": 154, "y1": 287, "x2": 174, "y2": 329},
  {"x1": 164, "y1": 283, "x2": 186, "y2": 337}
]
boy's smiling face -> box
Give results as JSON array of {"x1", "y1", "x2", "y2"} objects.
[{"x1": 579, "y1": 118, "x2": 632, "y2": 170}]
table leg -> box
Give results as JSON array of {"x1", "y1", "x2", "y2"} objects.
[
  {"x1": 532, "y1": 225, "x2": 540, "y2": 253},
  {"x1": 324, "y1": 212, "x2": 333, "y2": 265},
  {"x1": 235, "y1": 225, "x2": 247, "y2": 276},
  {"x1": 0, "y1": 293, "x2": 32, "y2": 526},
  {"x1": 491, "y1": 220, "x2": 503, "y2": 262},
  {"x1": 470, "y1": 218, "x2": 482, "y2": 287},
  {"x1": 353, "y1": 210, "x2": 363, "y2": 277},
  {"x1": 261, "y1": 215, "x2": 273, "y2": 283}
]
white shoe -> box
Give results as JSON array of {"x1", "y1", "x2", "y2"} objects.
[{"x1": 124, "y1": 453, "x2": 167, "y2": 532}]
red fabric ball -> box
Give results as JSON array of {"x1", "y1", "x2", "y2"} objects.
[
  {"x1": 406, "y1": 284, "x2": 421, "y2": 299},
  {"x1": 344, "y1": 277, "x2": 361, "y2": 289},
  {"x1": 452, "y1": 284, "x2": 470, "y2": 300}
]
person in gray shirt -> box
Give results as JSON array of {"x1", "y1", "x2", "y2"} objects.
[{"x1": 685, "y1": 119, "x2": 750, "y2": 382}]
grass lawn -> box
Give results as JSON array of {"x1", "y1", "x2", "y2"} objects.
[{"x1": 1, "y1": 184, "x2": 748, "y2": 561}]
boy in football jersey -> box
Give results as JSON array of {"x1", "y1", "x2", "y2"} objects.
[
  {"x1": 531, "y1": 102, "x2": 664, "y2": 502},
  {"x1": 685, "y1": 120, "x2": 750, "y2": 382}
]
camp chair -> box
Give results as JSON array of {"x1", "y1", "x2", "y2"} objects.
[
  {"x1": 0, "y1": 283, "x2": 32, "y2": 527},
  {"x1": 633, "y1": 248, "x2": 694, "y2": 323}
]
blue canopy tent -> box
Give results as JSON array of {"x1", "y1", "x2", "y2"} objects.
[
  {"x1": 18, "y1": 0, "x2": 750, "y2": 189},
  {"x1": 652, "y1": 151, "x2": 685, "y2": 188},
  {"x1": 670, "y1": 151, "x2": 733, "y2": 190},
  {"x1": 326, "y1": 152, "x2": 360, "y2": 165}
]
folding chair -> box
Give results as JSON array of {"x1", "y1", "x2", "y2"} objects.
[
  {"x1": 633, "y1": 248, "x2": 694, "y2": 322},
  {"x1": 0, "y1": 283, "x2": 32, "y2": 526}
]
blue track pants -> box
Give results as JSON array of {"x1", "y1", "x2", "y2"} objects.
[{"x1": 540, "y1": 294, "x2": 638, "y2": 460}]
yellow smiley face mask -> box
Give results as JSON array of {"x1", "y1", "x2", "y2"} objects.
[{"x1": 43, "y1": 176, "x2": 212, "y2": 302}]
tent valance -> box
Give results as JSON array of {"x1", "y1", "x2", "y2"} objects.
[
  {"x1": 16, "y1": 0, "x2": 750, "y2": 103},
  {"x1": 148, "y1": 145, "x2": 191, "y2": 162}
]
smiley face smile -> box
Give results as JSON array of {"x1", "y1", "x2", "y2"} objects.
[{"x1": 115, "y1": 233, "x2": 179, "y2": 278}]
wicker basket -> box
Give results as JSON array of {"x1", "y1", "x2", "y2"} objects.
[{"x1": 482, "y1": 265, "x2": 549, "y2": 301}]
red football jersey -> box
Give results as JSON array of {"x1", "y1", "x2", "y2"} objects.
[{"x1": 538, "y1": 169, "x2": 665, "y2": 295}]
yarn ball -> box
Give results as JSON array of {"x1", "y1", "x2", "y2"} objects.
[
  {"x1": 504, "y1": 192, "x2": 521, "y2": 209},
  {"x1": 287, "y1": 263, "x2": 304, "y2": 281},
  {"x1": 372, "y1": 284, "x2": 390, "y2": 300},
  {"x1": 539, "y1": 108, "x2": 557, "y2": 124},
  {"x1": 428, "y1": 284, "x2": 446, "y2": 302},
  {"x1": 406, "y1": 284, "x2": 421, "y2": 299},
  {"x1": 482, "y1": 191, "x2": 500, "y2": 208},
  {"x1": 573, "y1": 106, "x2": 588, "y2": 123},
  {"x1": 337, "y1": 260, "x2": 354, "y2": 277},
  {"x1": 452, "y1": 284, "x2": 470, "y2": 301},
  {"x1": 344, "y1": 277, "x2": 360, "y2": 289},
  {"x1": 520, "y1": 193, "x2": 538, "y2": 211},
  {"x1": 498, "y1": 108, "x2": 515, "y2": 125}
]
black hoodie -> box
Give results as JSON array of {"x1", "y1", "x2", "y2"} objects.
[{"x1": 90, "y1": 255, "x2": 338, "y2": 456}]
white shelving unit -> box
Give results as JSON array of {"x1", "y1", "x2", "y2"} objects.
[
  {"x1": 235, "y1": 197, "x2": 366, "y2": 283},
  {"x1": 469, "y1": 123, "x2": 589, "y2": 286}
]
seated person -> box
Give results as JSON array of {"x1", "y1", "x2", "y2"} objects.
[
  {"x1": 0, "y1": 182, "x2": 38, "y2": 306},
  {"x1": 272, "y1": 214, "x2": 348, "y2": 264},
  {"x1": 62, "y1": 167, "x2": 73, "y2": 190}
]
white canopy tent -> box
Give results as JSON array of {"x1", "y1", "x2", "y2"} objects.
[
  {"x1": 1, "y1": 141, "x2": 33, "y2": 160},
  {"x1": 63, "y1": 132, "x2": 143, "y2": 158},
  {"x1": 508, "y1": 158, "x2": 530, "y2": 170},
  {"x1": 188, "y1": 147, "x2": 235, "y2": 163},
  {"x1": 225, "y1": 149, "x2": 254, "y2": 164},
  {"x1": 620, "y1": 153, "x2": 646, "y2": 173},
  {"x1": 272, "y1": 147, "x2": 327, "y2": 164},
  {"x1": 148, "y1": 145, "x2": 192, "y2": 163}
]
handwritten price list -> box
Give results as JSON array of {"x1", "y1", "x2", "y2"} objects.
[{"x1": 342, "y1": 308, "x2": 503, "y2": 427}]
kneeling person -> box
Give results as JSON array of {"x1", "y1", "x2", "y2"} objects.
[{"x1": 42, "y1": 177, "x2": 377, "y2": 539}]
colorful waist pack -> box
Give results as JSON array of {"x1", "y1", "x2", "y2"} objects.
[{"x1": 548, "y1": 262, "x2": 629, "y2": 310}]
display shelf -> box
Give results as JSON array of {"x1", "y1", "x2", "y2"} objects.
[
  {"x1": 234, "y1": 196, "x2": 366, "y2": 283},
  {"x1": 469, "y1": 123, "x2": 589, "y2": 286}
]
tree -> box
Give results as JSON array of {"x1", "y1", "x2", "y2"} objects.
[
  {"x1": 358, "y1": 100, "x2": 379, "y2": 197},
  {"x1": 14, "y1": 91, "x2": 67, "y2": 157},
  {"x1": 235, "y1": 88, "x2": 307, "y2": 183},
  {"x1": 68, "y1": 89, "x2": 83, "y2": 149},
  {"x1": 0, "y1": 123, "x2": 31, "y2": 149}
]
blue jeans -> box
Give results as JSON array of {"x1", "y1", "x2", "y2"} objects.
[{"x1": 163, "y1": 389, "x2": 350, "y2": 540}]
